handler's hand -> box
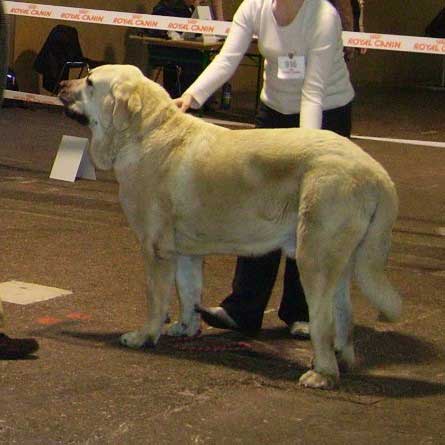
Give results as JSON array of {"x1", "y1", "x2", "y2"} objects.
[{"x1": 173, "y1": 93, "x2": 194, "y2": 113}]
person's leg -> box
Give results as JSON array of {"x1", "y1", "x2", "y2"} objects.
[
  {"x1": 219, "y1": 250, "x2": 282, "y2": 331},
  {"x1": 198, "y1": 250, "x2": 283, "y2": 332},
  {"x1": 278, "y1": 258, "x2": 309, "y2": 324},
  {"x1": 278, "y1": 102, "x2": 353, "y2": 334},
  {"x1": 199, "y1": 103, "x2": 297, "y2": 332}
]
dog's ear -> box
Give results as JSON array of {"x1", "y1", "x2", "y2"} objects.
[
  {"x1": 111, "y1": 81, "x2": 142, "y2": 131},
  {"x1": 100, "y1": 94, "x2": 114, "y2": 129}
]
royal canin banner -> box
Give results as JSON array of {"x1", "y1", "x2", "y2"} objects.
[
  {"x1": 5, "y1": 2, "x2": 445, "y2": 55},
  {"x1": 4, "y1": 1, "x2": 232, "y2": 35},
  {"x1": 343, "y1": 31, "x2": 445, "y2": 55}
]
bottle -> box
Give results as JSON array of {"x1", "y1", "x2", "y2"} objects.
[{"x1": 220, "y1": 82, "x2": 232, "y2": 110}]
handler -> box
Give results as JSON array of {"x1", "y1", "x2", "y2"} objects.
[
  {"x1": 174, "y1": 0, "x2": 354, "y2": 337},
  {"x1": 0, "y1": 0, "x2": 39, "y2": 359}
]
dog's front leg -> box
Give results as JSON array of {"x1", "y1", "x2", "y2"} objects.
[
  {"x1": 167, "y1": 255, "x2": 203, "y2": 337},
  {"x1": 120, "y1": 245, "x2": 176, "y2": 349}
]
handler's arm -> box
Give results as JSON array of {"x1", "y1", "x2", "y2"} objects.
[
  {"x1": 300, "y1": 11, "x2": 342, "y2": 129},
  {"x1": 179, "y1": 0, "x2": 256, "y2": 109}
]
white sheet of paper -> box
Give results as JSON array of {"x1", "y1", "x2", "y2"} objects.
[
  {"x1": 0, "y1": 281, "x2": 72, "y2": 305},
  {"x1": 50, "y1": 135, "x2": 96, "y2": 182}
]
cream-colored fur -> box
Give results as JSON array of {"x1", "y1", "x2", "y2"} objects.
[{"x1": 59, "y1": 65, "x2": 401, "y2": 389}]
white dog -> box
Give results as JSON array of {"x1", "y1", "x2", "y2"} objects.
[{"x1": 59, "y1": 65, "x2": 401, "y2": 389}]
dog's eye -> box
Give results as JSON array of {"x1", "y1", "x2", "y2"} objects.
[{"x1": 86, "y1": 77, "x2": 93, "y2": 87}]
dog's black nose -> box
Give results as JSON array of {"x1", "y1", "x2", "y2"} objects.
[
  {"x1": 58, "y1": 81, "x2": 67, "y2": 92},
  {"x1": 58, "y1": 90, "x2": 68, "y2": 105}
]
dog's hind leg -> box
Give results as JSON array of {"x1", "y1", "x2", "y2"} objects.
[
  {"x1": 296, "y1": 206, "x2": 368, "y2": 389},
  {"x1": 120, "y1": 243, "x2": 176, "y2": 349},
  {"x1": 167, "y1": 255, "x2": 203, "y2": 337},
  {"x1": 297, "y1": 261, "x2": 339, "y2": 389},
  {"x1": 333, "y1": 265, "x2": 355, "y2": 372}
]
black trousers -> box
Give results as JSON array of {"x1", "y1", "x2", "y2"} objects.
[{"x1": 220, "y1": 101, "x2": 353, "y2": 331}]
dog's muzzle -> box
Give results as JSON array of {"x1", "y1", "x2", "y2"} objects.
[{"x1": 58, "y1": 81, "x2": 89, "y2": 126}]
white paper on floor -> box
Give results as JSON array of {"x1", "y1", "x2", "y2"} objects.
[
  {"x1": 0, "y1": 281, "x2": 72, "y2": 305},
  {"x1": 50, "y1": 135, "x2": 96, "y2": 182}
]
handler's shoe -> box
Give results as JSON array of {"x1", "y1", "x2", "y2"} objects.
[
  {"x1": 196, "y1": 306, "x2": 239, "y2": 330},
  {"x1": 288, "y1": 321, "x2": 310, "y2": 339},
  {"x1": 0, "y1": 333, "x2": 39, "y2": 359}
]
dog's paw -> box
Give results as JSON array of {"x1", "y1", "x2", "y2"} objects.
[
  {"x1": 120, "y1": 330, "x2": 159, "y2": 349},
  {"x1": 167, "y1": 321, "x2": 201, "y2": 337},
  {"x1": 299, "y1": 370, "x2": 338, "y2": 390}
]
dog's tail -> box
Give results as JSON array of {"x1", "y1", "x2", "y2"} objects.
[{"x1": 353, "y1": 179, "x2": 402, "y2": 321}]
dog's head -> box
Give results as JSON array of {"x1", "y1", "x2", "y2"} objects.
[
  {"x1": 59, "y1": 65, "x2": 146, "y2": 169},
  {"x1": 59, "y1": 64, "x2": 145, "y2": 131}
]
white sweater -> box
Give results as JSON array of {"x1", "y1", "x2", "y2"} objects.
[{"x1": 185, "y1": 0, "x2": 354, "y2": 129}]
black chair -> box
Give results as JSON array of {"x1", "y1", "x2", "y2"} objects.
[{"x1": 34, "y1": 25, "x2": 102, "y2": 94}]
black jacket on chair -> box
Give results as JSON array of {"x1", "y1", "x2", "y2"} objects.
[{"x1": 34, "y1": 25, "x2": 101, "y2": 93}]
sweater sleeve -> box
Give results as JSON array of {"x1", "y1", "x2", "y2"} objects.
[
  {"x1": 300, "y1": 9, "x2": 343, "y2": 129},
  {"x1": 184, "y1": 0, "x2": 257, "y2": 108}
]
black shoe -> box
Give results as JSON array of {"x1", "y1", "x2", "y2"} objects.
[
  {"x1": 195, "y1": 306, "x2": 239, "y2": 330},
  {"x1": 0, "y1": 333, "x2": 39, "y2": 359}
]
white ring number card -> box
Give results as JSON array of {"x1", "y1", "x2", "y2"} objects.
[
  {"x1": 50, "y1": 135, "x2": 96, "y2": 182},
  {"x1": 278, "y1": 55, "x2": 305, "y2": 80}
]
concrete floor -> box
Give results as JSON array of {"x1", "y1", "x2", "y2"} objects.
[{"x1": 0, "y1": 85, "x2": 444, "y2": 444}]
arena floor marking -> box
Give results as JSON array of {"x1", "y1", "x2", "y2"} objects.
[
  {"x1": 0, "y1": 280, "x2": 72, "y2": 305},
  {"x1": 352, "y1": 135, "x2": 445, "y2": 148},
  {"x1": 36, "y1": 316, "x2": 63, "y2": 326},
  {"x1": 204, "y1": 117, "x2": 254, "y2": 128}
]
